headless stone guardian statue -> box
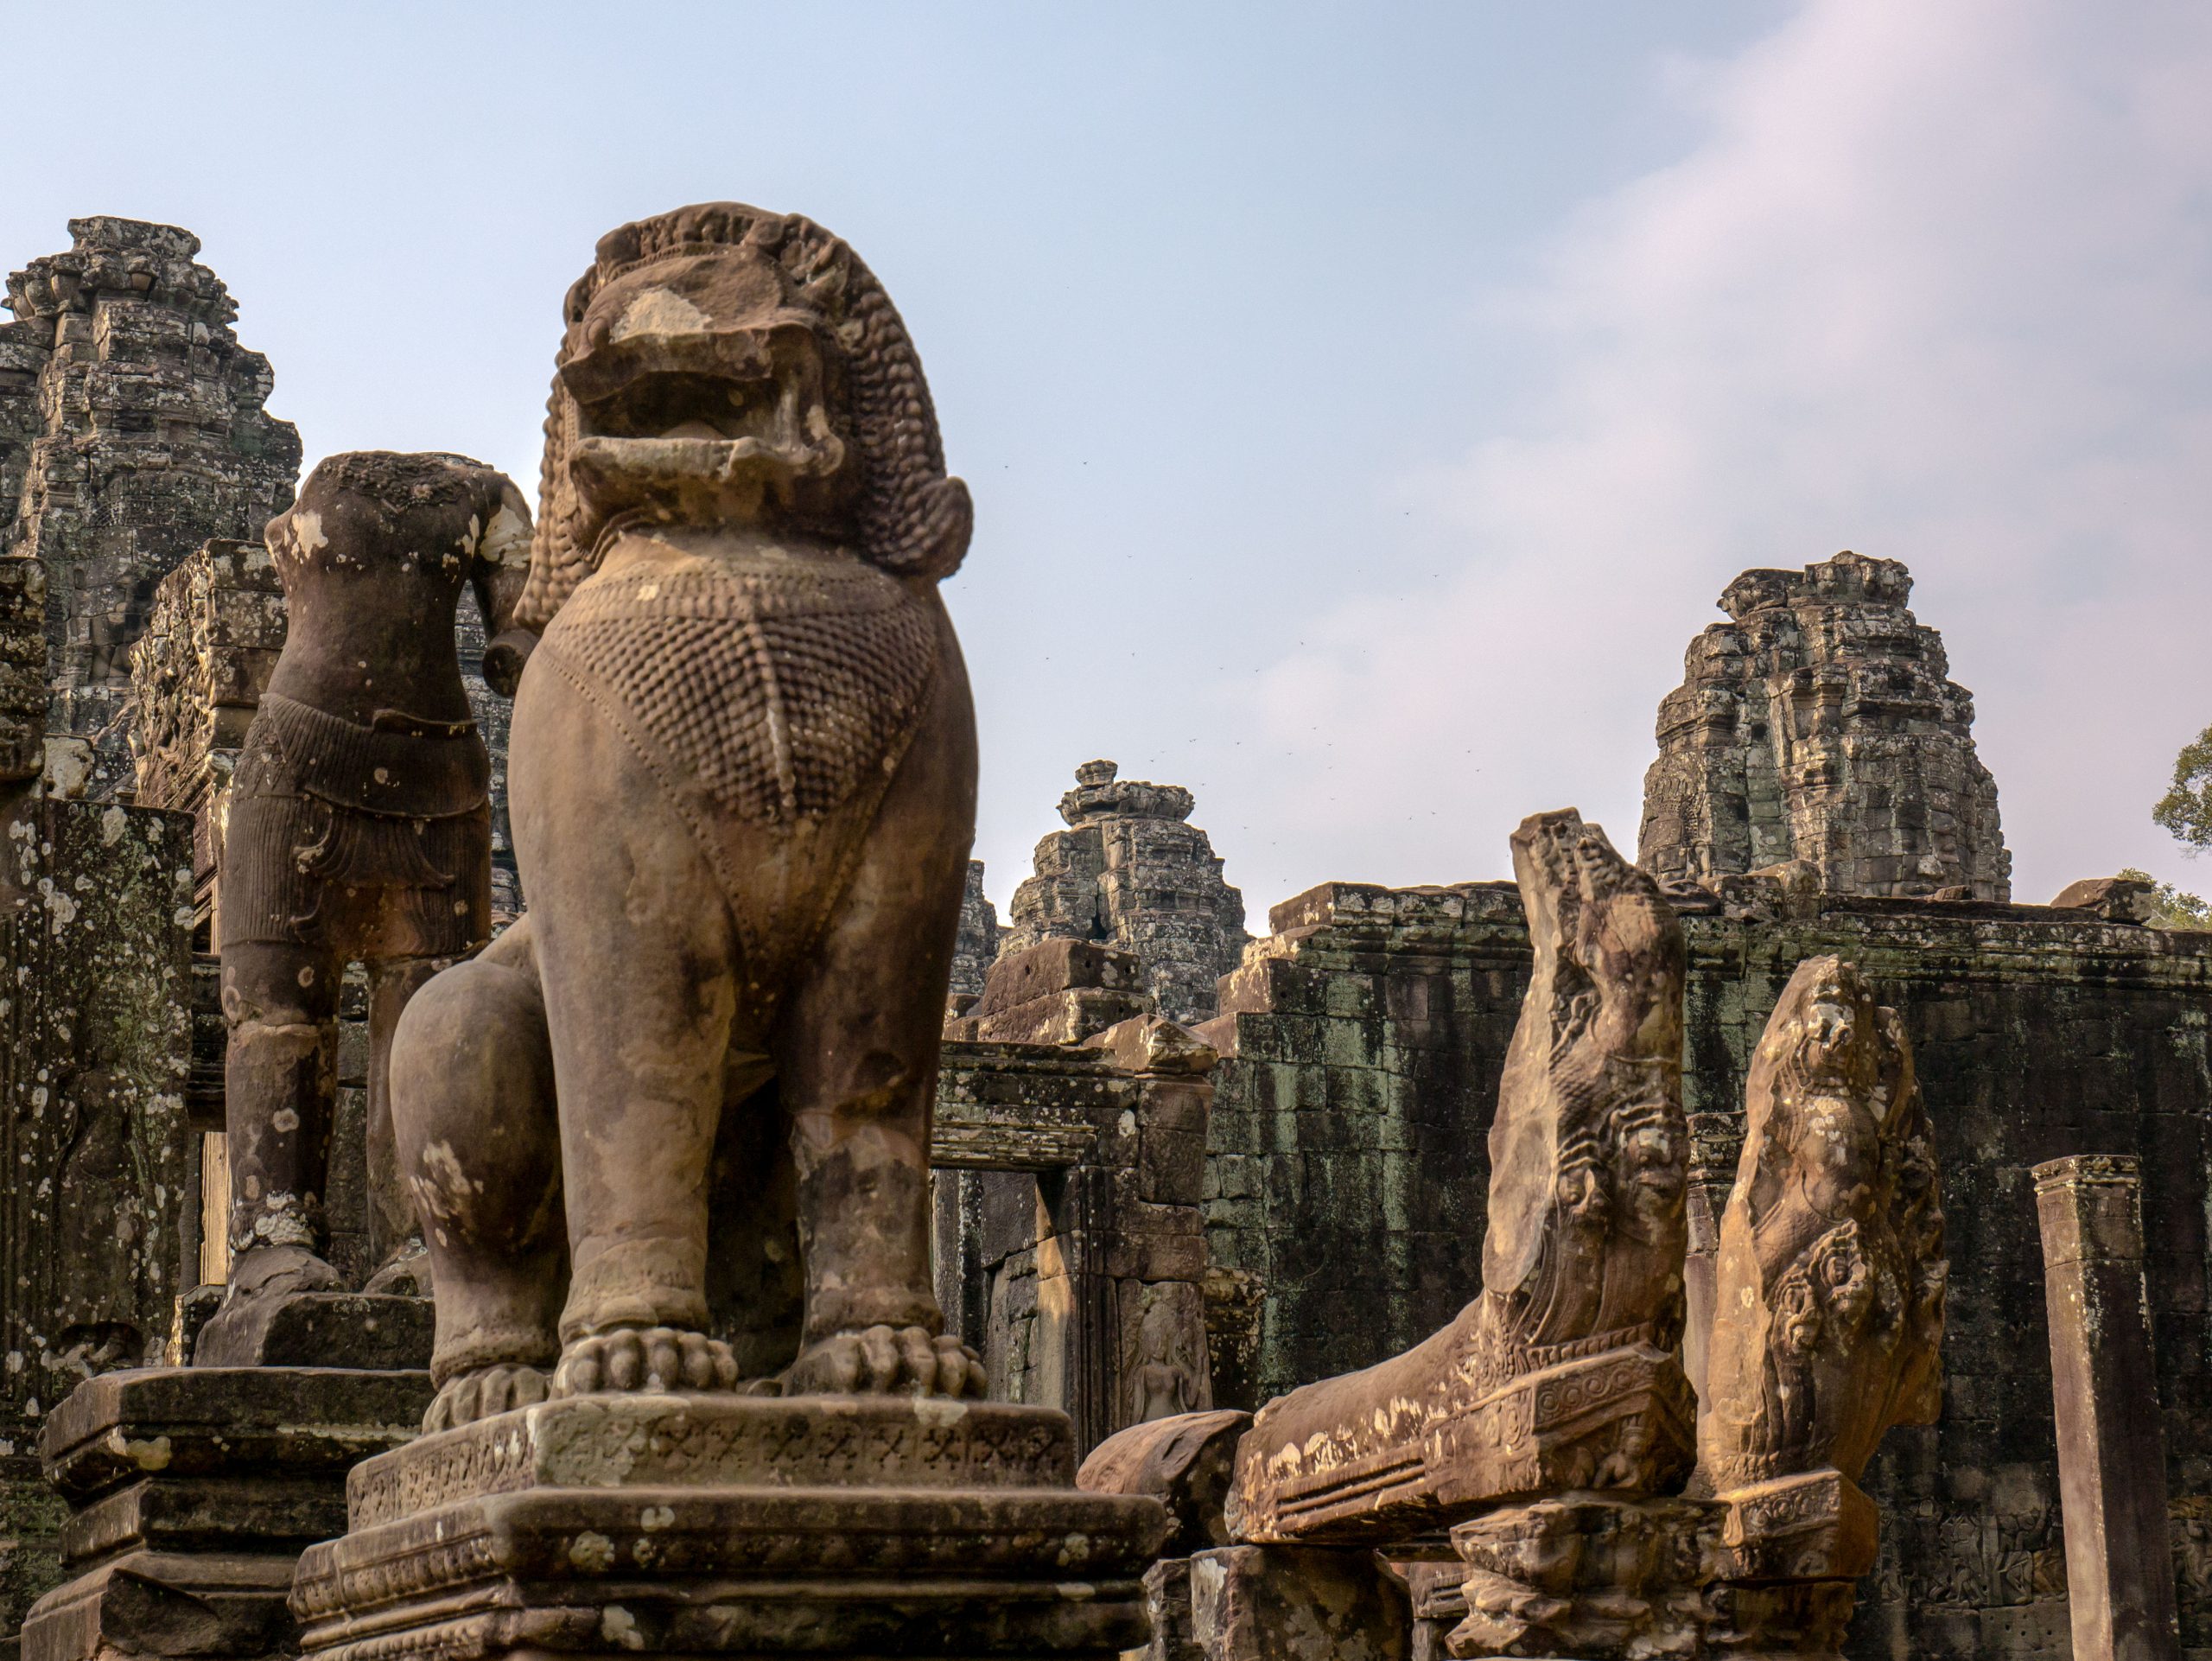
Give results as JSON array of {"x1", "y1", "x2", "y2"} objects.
[
  {"x1": 197, "y1": 451, "x2": 531, "y2": 1365},
  {"x1": 389, "y1": 203, "x2": 988, "y2": 1430}
]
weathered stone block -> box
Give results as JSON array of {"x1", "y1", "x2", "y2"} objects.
[
  {"x1": 979, "y1": 936, "x2": 1145, "y2": 1013},
  {"x1": 1079, "y1": 1410, "x2": 1249, "y2": 1556},
  {"x1": 22, "y1": 1366, "x2": 429, "y2": 1661},
  {"x1": 1186, "y1": 1544, "x2": 1408, "y2": 1660}
]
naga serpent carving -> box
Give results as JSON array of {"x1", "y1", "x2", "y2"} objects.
[
  {"x1": 1229, "y1": 809, "x2": 1694, "y2": 1542},
  {"x1": 1696, "y1": 954, "x2": 1946, "y2": 1494},
  {"x1": 388, "y1": 203, "x2": 986, "y2": 1429}
]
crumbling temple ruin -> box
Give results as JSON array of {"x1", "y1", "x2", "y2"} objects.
[
  {"x1": 950, "y1": 859, "x2": 1001, "y2": 1000},
  {"x1": 1639, "y1": 551, "x2": 2012, "y2": 901},
  {"x1": 2, "y1": 219, "x2": 300, "y2": 792},
  {"x1": 0, "y1": 198, "x2": 2202, "y2": 1661},
  {"x1": 1003, "y1": 760, "x2": 1248, "y2": 1024},
  {"x1": 1087, "y1": 826, "x2": 1954, "y2": 1659}
]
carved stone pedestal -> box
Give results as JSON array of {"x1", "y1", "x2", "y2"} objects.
[
  {"x1": 1443, "y1": 1471, "x2": 1875, "y2": 1661},
  {"x1": 1449, "y1": 1493, "x2": 1713, "y2": 1660},
  {"x1": 20, "y1": 1367, "x2": 432, "y2": 1661},
  {"x1": 290, "y1": 1394, "x2": 1166, "y2": 1661},
  {"x1": 1699, "y1": 1470, "x2": 1873, "y2": 1661}
]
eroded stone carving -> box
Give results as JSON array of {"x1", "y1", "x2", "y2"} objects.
[
  {"x1": 1445, "y1": 956, "x2": 1947, "y2": 1661},
  {"x1": 1696, "y1": 955, "x2": 1946, "y2": 1495},
  {"x1": 390, "y1": 203, "x2": 986, "y2": 1428},
  {"x1": 197, "y1": 452, "x2": 531, "y2": 1365},
  {"x1": 1227, "y1": 809, "x2": 1693, "y2": 1543},
  {"x1": 296, "y1": 203, "x2": 1168, "y2": 1661}
]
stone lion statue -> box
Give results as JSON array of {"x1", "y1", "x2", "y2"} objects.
[{"x1": 390, "y1": 203, "x2": 985, "y2": 1429}]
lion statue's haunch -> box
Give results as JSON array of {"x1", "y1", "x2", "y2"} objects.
[{"x1": 388, "y1": 203, "x2": 986, "y2": 1429}]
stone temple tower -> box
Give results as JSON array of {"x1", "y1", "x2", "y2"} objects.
[
  {"x1": 1002, "y1": 760, "x2": 1249, "y2": 1024},
  {"x1": 1, "y1": 217, "x2": 301, "y2": 792},
  {"x1": 1637, "y1": 550, "x2": 2011, "y2": 901}
]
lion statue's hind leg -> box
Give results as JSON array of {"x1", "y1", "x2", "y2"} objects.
[{"x1": 387, "y1": 916, "x2": 566, "y2": 1431}]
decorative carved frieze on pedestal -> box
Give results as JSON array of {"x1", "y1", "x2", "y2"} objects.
[{"x1": 291, "y1": 1395, "x2": 1164, "y2": 1661}]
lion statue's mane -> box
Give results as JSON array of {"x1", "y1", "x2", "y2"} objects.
[{"x1": 515, "y1": 201, "x2": 973, "y2": 632}]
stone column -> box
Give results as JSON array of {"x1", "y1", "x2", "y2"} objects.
[{"x1": 2033, "y1": 1155, "x2": 2181, "y2": 1661}]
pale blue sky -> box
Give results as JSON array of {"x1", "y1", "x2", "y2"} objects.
[{"x1": 6, "y1": 2, "x2": 2209, "y2": 917}]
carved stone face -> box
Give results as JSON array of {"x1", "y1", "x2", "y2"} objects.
[
  {"x1": 1787, "y1": 973, "x2": 1858, "y2": 1079},
  {"x1": 558, "y1": 246, "x2": 851, "y2": 537}
]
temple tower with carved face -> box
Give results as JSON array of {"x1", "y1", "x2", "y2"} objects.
[{"x1": 1638, "y1": 550, "x2": 2011, "y2": 901}]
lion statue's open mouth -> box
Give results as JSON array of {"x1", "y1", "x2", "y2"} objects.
[{"x1": 557, "y1": 261, "x2": 850, "y2": 534}]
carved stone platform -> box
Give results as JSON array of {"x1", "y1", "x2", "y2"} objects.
[
  {"x1": 290, "y1": 1393, "x2": 1169, "y2": 1660},
  {"x1": 1230, "y1": 1340, "x2": 1695, "y2": 1543},
  {"x1": 20, "y1": 1366, "x2": 433, "y2": 1661}
]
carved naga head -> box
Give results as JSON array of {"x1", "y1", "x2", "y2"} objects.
[
  {"x1": 518, "y1": 202, "x2": 972, "y2": 628},
  {"x1": 1761, "y1": 956, "x2": 1897, "y2": 1111}
]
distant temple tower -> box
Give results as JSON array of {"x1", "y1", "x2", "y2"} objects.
[
  {"x1": 1001, "y1": 760, "x2": 1249, "y2": 1023},
  {"x1": 949, "y1": 860, "x2": 1001, "y2": 1001},
  {"x1": 1637, "y1": 550, "x2": 2011, "y2": 901},
  {"x1": 2, "y1": 217, "x2": 301, "y2": 792}
]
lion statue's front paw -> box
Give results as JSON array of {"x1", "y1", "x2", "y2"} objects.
[
  {"x1": 552, "y1": 1326, "x2": 741, "y2": 1397},
  {"x1": 424, "y1": 1362, "x2": 550, "y2": 1432},
  {"x1": 780, "y1": 1324, "x2": 987, "y2": 1398}
]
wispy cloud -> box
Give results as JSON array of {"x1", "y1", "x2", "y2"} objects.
[{"x1": 1231, "y1": 0, "x2": 2212, "y2": 906}]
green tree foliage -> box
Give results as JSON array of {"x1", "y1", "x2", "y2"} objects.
[
  {"x1": 2153, "y1": 726, "x2": 2212, "y2": 851},
  {"x1": 2117, "y1": 869, "x2": 2212, "y2": 930}
]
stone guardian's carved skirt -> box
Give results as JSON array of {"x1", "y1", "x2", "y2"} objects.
[{"x1": 220, "y1": 692, "x2": 492, "y2": 960}]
